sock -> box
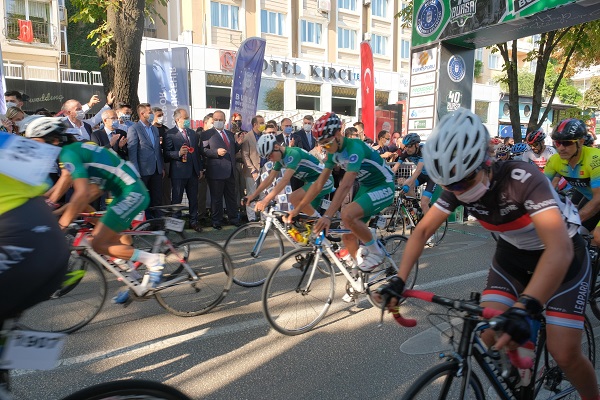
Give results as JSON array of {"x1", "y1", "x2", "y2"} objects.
[
  {"x1": 311, "y1": 210, "x2": 321, "y2": 217},
  {"x1": 364, "y1": 239, "x2": 382, "y2": 255},
  {"x1": 130, "y1": 249, "x2": 161, "y2": 269}
]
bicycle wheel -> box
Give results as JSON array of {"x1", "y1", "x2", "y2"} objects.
[
  {"x1": 402, "y1": 360, "x2": 485, "y2": 399},
  {"x1": 532, "y1": 315, "x2": 595, "y2": 399},
  {"x1": 132, "y1": 218, "x2": 186, "y2": 251},
  {"x1": 262, "y1": 248, "x2": 335, "y2": 335},
  {"x1": 587, "y1": 257, "x2": 600, "y2": 321},
  {"x1": 18, "y1": 253, "x2": 107, "y2": 333},
  {"x1": 61, "y1": 379, "x2": 191, "y2": 400},
  {"x1": 224, "y1": 221, "x2": 285, "y2": 287},
  {"x1": 154, "y1": 238, "x2": 233, "y2": 316},
  {"x1": 429, "y1": 218, "x2": 448, "y2": 246}
]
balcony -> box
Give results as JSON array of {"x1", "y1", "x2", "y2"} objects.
[
  {"x1": 3, "y1": 63, "x2": 102, "y2": 85},
  {"x1": 4, "y1": 17, "x2": 57, "y2": 45}
]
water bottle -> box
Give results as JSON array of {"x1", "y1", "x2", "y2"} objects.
[{"x1": 336, "y1": 248, "x2": 353, "y2": 269}]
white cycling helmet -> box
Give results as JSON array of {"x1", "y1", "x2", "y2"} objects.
[
  {"x1": 25, "y1": 117, "x2": 67, "y2": 138},
  {"x1": 423, "y1": 108, "x2": 490, "y2": 186},
  {"x1": 256, "y1": 134, "x2": 278, "y2": 158}
]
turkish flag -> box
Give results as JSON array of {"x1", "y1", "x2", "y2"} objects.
[
  {"x1": 18, "y1": 19, "x2": 33, "y2": 43},
  {"x1": 360, "y1": 41, "x2": 375, "y2": 141}
]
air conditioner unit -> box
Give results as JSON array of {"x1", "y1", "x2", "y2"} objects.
[
  {"x1": 364, "y1": 0, "x2": 372, "y2": 6},
  {"x1": 363, "y1": 32, "x2": 372, "y2": 41},
  {"x1": 317, "y1": 0, "x2": 330, "y2": 14}
]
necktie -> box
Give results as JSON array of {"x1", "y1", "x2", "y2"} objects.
[
  {"x1": 221, "y1": 131, "x2": 230, "y2": 148},
  {"x1": 181, "y1": 130, "x2": 190, "y2": 145},
  {"x1": 306, "y1": 132, "x2": 312, "y2": 147}
]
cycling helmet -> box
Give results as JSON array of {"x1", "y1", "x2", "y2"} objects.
[
  {"x1": 584, "y1": 133, "x2": 595, "y2": 147},
  {"x1": 551, "y1": 118, "x2": 587, "y2": 140},
  {"x1": 312, "y1": 112, "x2": 341, "y2": 141},
  {"x1": 16, "y1": 114, "x2": 44, "y2": 133},
  {"x1": 490, "y1": 137, "x2": 503, "y2": 146},
  {"x1": 525, "y1": 128, "x2": 546, "y2": 145},
  {"x1": 511, "y1": 143, "x2": 529, "y2": 155},
  {"x1": 25, "y1": 117, "x2": 67, "y2": 138},
  {"x1": 423, "y1": 108, "x2": 490, "y2": 186},
  {"x1": 495, "y1": 144, "x2": 512, "y2": 156},
  {"x1": 402, "y1": 132, "x2": 421, "y2": 146},
  {"x1": 256, "y1": 134, "x2": 278, "y2": 158}
]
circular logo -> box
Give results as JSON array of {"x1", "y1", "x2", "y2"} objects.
[
  {"x1": 447, "y1": 55, "x2": 466, "y2": 83},
  {"x1": 349, "y1": 154, "x2": 359, "y2": 163},
  {"x1": 63, "y1": 162, "x2": 75, "y2": 174},
  {"x1": 285, "y1": 156, "x2": 293, "y2": 164},
  {"x1": 416, "y1": 0, "x2": 444, "y2": 37}
]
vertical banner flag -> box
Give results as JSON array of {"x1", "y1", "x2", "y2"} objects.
[
  {"x1": 0, "y1": 43, "x2": 7, "y2": 114},
  {"x1": 146, "y1": 47, "x2": 190, "y2": 128},
  {"x1": 18, "y1": 20, "x2": 33, "y2": 43},
  {"x1": 360, "y1": 41, "x2": 375, "y2": 141},
  {"x1": 230, "y1": 37, "x2": 267, "y2": 132}
]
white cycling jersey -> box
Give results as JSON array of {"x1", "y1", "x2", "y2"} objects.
[{"x1": 521, "y1": 146, "x2": 556, "y2": 171}]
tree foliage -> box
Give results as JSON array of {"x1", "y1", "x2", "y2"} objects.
[{"x1": 583, "y1": 77, "x2": 600, "y2": 109}]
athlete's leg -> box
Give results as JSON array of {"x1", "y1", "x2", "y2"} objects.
[{"x1": 289, "y1": 188, "x2": 316, "y2": 216}]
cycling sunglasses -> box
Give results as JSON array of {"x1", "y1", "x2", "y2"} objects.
[
  {"x1": 553, "y1": 139, "x2": 578, "y2": 147},
  {"x1": 319, "y1": 138, "x2": 336, "y2": 148},
  {"x1": 443, "y1": 167, "x2": 482, "y2": 192},
  {"x1": 496, "y1": 152, "x2": 508, "y2": 158}
]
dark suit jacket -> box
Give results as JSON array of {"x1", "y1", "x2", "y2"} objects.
[
  {"x1": 202, "y1": 128, "x2": 240, "y2": 180},
  {"x1": 291, "y1": 129, "x2": 315, "y2": 152},
  {"x1": 91, "y1": 128, "x2": 128, "y2": 159},
  {"x1": 127, "y1": 121, "x2": 164, "y2": 176},
  {"x1": 163, "y1": 127, "x2": 202, "y2": 179},
  {"x1": 276, "y1": 133, "x2": 292, "y2": 146},
  {"x1": 67, "y1": 120, "x2": 93, "y2": 142}
]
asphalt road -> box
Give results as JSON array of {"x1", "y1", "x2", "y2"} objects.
[{"x1": 9, "y1": 222, "x2": 600, "y2": 399}]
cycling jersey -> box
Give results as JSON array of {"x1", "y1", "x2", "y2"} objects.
[
  {"x1": 0, "y1": 174, "x2": 47, "y2": 216},
  {"x1": 397, "y1": 145, "x2": 428, "y2": 175},
  {"x1": 435, "y1": 161, "x2": 580, "y2": 251},
  {"x1": 521, "y1": 146, "x2": 556, "y2": 170},
  {"x1": 543, "y1": 145, "x2": 600, "y2": 200}
]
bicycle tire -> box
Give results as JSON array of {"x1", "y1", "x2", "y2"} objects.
[
  {"x1": 132, "y1": 219, "x2": 186, "y2": 251},
  {"x1": 532, "y1": 315, "x2": 595, "y2": 399},
  {"x1": 60, "y1": 379, "x2": 192, "y2": 400},
  {"x1": 154, "y1": 238, "x2": 233, "y2": 317},
  {"x1": 429, "y1": 218, "x2": 448, "y2": 246},
  {"x1": 587, "y1": 256, "x2": 600, "y2": 321},
  {"x1": 18, "y1": 253, "x2": 107, "y2": 333},
  {"x1": 402, "y1": 360, "x2": 485, "y2": 399},
  {"x1": 223, "y1": 221, "x2": 285, "y2": 287},
  {"x1": 262, "y1": 247, "x2": 335, "y2": 335}
]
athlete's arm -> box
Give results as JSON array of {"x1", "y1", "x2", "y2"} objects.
[
  {"x1": 285, "y1": 168, "x2": 332, "y2": 221},
  {"x1": 246, "y1": 169, "x2": 278, "y2": 202},
  {"x1": 578, "y1": 187, "x2": 600, "y2": 222},
  {"x1": 404, "y1": 161, "x2": 424, "y2": 188},
  {"x1": 259, "y1": 168, "x2": 295, "y2": 205},
  {"x1": 47, "y1": 170, "x2": 73, "y2": 204},
  {"x1": 57, "y1": 178, "x2": 91, "y2": 229},
  {"x1": 321, "y1": 170, "x2": 355, "y2": 218}
]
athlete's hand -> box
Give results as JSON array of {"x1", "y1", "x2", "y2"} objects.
[
  {"x1": 283, "y1": 209, "x2": 298, "y2": 224},
  {"x1": 255, "y1": 200, "x2": 266, "y2": 212},
  {"x1": 374, "y1": 276, "x2": 406, "y2": 310},
  {"x1": 493, "y1": 307, "x2": 531, "y2": 349},
  {"x1": 313, "y1": 216, "x2": 331, "y2": 235}
]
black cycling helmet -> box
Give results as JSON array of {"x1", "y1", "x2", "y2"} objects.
[
  {"x1": 525, "y1": 128, "x2": 546, "y2": 145},
  {"x1": 402, "y1": 132, "x2": 421, "y2": 146},
  {"x1": 551, "y1": 119, "x2": 587, "y2": 141},
  {"x1": 584, "y1": 133, "x2": 595, "y2": 147}
]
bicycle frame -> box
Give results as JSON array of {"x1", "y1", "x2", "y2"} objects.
[{"x1": 251, "y1": 212, "x2": 300, "y2": 257}]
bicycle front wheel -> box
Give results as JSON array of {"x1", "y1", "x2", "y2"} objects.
[
  {"x1": 61, "y1": 379, "x2": 191, "y2": 400},
  {"x1": 262, "y1": 248, "x2": 335, "y2": 335},
  {"x1": 155, "y1": 238, "x2": 233, "y2": 316},
  {"x1": 18, "y1": 253, "x2": 107, "y2": 333},
  {"x1": 224, "y1": 221, "x2": 285, "y2": 287},
  {"x1": 402, "y1": 360, "x2": 485, "y2": 400}
]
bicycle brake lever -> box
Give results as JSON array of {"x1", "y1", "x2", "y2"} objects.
[{"x1": 378, "y1": 294, "x2": 391, "y2": 328}]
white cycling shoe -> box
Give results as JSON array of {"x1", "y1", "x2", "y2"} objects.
[{"x1": 357, "y1": 247, "x2": 384, "y2": 272}]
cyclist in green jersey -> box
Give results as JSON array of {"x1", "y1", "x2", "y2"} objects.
[
  {"x1": 285, "y1": 112, "x2": 395, "y2": 272},
  {"x1": 26, "y1": 118, "x2": 165, "y2": 291},
  {"x1": 244, "y1": 133, "x2": 334, "y2": 215}
]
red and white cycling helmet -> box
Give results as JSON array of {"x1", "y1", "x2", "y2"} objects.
[{"x1": 312, "y1": 112, "x2": 341, "y2": 141}]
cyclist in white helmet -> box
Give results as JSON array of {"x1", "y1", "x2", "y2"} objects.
[{"x1": 377, "y1": 108, "x2": 598, "y2": 400}]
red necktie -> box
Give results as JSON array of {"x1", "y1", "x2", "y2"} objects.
[{"x1": 221, "y1": 131, "x2": 230, "y2": 147}]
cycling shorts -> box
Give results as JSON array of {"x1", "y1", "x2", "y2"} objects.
[
  {"x1": 353, "y1": 181, "x2": 395, "y2": 222},
  {"x1": 415, "y1": 173, "x2": 437, "y2": 199},
  {"x1": 102, "y1": 182, "x2": 149, "y2": 232},
  {"x1": 0, "y1": 197, "x2": 70, "y2": 321},
  {"x1": 302, "y1": 176, "x2": 335, "y2": 210},
  {"x1": 482, "y1": 234, "x2": 590, "y2": 330}
]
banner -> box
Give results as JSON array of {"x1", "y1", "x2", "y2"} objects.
[
  {"x1": 0, "y1": 44, "x2": 7, "y2": 114},
  {"x1": 145, "y1": 47, "x2": 190, "y2": 128},
  {"x1": 18, "y1": 20, "x2": 33, "y2": 43},
  {"x1": 360, "y1": 41, "x2": 375, "y2": 141},
  {"x1": 230, "y1": 37, "x2": 266, "y2": 132}
]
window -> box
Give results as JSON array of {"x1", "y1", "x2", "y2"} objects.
[
  {"x1": 399, "y1": 2, "x2": 409, "y2": 24},
  {"x1": 475, "y1": 101, "x2": 489, "y2": 123},
  {"x1": 5, "y1": 0, "x2": 53, "y2": 44},
  {"x1": 206, "y1": 73, "x2": 233, "y2": 109},
  {"x1": 401, "y1": 40, "x2": 410, "y2": 59},
  {"x1": 488, "y1": 53, "x2": 501, "y2": 70},
  {"x1": 338, "y1": 0, "x2": 356, "y2": 11},
  {"x1": 301, "y1": 20, "x2": 322, "y2": 44},
  {"x1": 372, "y1": 0, "x2": 388, "y2": 17},
  {"x1": 261, "y1": 10, "x2": 284, "y2": 35},
  {"x1": 211, "y1": 1, "x2": 239, "y2": 30},
  {"x1": 372, "y1": 34, "x2": 388, "y2": 56},
  {"x1": 332, "y1": 86, "x2": 357, "y2": 116},
  {"x1": 297, "y1": 82, "x2": 321, "y2": 111},
  {"x1": 338, "y1": 28, "x2": 357, "y2": 50},
  {"x1": 258, "y1": 79, "x2": 285, "y2": 111},
  {"x1": 475, "y1": 48, "x2": 483, "y2": 61}
]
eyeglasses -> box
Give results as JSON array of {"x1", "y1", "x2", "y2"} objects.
[
  {"x1": 319, "y1": 138, "x2": 336, "y2": 148},
  {"x1": 553, "y1": 140, "x2": 578, "y2": 147},
  {"x1": 443, "y1": 167, "x2": 482, "y2": 192},
  {"x1": 234, "y1": 120, "x2": 242, "y2": 123},
  {"x1": 496, "y1": 152, "x2": 508, "y2": 158}
]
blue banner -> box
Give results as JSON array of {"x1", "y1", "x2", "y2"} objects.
[
  {"x1": 146, "y1": 47, "x2": 190, "y2": 128},
  {"x1": 229, "y1": 37, "x2": 266, "y2": 132}
]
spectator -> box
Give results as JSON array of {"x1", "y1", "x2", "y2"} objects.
[
  {"x1": 344, "y1": 127, "x2": 359, "y2": 138},
  {"x1": 197, "y1": 113, "x2": 213, "y2": 223},
  {"x1": 277, "y1": 117, "x2": 294, "y2": 146},
  {"x1": 127, "y1": 103, "x2": 164, "y2": 218},
  {"x1": 241, "y1": 115, "x2": 265, "y2": 222},
  {"x1": 504, "y1": 136, "x2": 514, "y2": 147},
  {"x1": 81, "y1": 92, "x2": 115, "y2": 127},
  {"x1": 353, "y1": 121, "x2": 365, "y2": 141},
  {"x1": 62, "y1": 99, "x2": 93, "y2": 141},
  {"x1": 4, "y1": 90, "x2": 24, "y2": 109},
  {"x1": 34, "y1": 108, "x2": 53, "y2": 117},
  {"x1": 292, "y1": 114, "x2": 316, "y2": 152},
  {"x1": 90, "y1": 109, "x2": 128, "y2": 158},
  {"x1": 152, "y1": 106, "x2": 171, "y2": 206},
  {"x1": 115, "y1": 103, "x2": 134, "y2": 131},
  {"x1": 0, "y1": 106, "x2": 25, "y2": 134},
  {"x1": 372, "y1": 130, "x2": 397, "y2": 162},
  {"x1": 230, "y1": 112, "x2": 242, "y2": 131}
]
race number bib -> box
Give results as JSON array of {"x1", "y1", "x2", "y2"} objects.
[
  {"x1": 321, "y1": 198, "x2": 331, "y2": 210},
  {"x1": 0, "y1": 133, "x2": 61, "y2": 186},
  {"x1": 0, "y1": 330, "x2": 67, "y2": 370}
]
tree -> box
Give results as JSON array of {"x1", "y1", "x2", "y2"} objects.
[
  {"x1": 583, "y1": 77, "x2": 600, "y2": 109},
  {"x1": 69, "y1": 0, "x2": 166, "y2": 115},
  {"x1": 264, "y1": 86, "x2": 284, "y2": 111}
]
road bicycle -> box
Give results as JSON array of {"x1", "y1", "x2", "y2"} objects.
[
  {"x1": 131, "y1": 204, "x2": 189, "y2": 249},
  {"x1": 382, "y1": 289, "x2": 595, "y2": 399},
  {"x1": 583, "y1": 234, "x2": 600, "y2": 321},
  {"x1": 16, "y1": 221, "x2": 233, "y2": 333},
  {"x1": 261, "y1": 219, "x2": 418, "y2": 335}
]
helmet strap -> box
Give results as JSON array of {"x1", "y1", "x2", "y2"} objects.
[{"x1": 568, "y1": 141, "x2": 581, "y2": 164}]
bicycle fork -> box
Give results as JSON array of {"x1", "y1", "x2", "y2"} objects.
[{"x1": 251, "y1": 218, "x2": 273, "y2": 258}]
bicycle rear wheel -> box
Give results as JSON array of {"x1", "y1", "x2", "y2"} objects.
[
  {"x1": 18, "y1": 253, "x2": 107, "y2": 333},
  {"x1": 262, "y1": 248, "x2": 335, "y2": 335},
  {"x1": 224, "y1": 221, "x2": 285, "y2": 287},
  {"x1": 132, "y1": 218, "x2": 186, "y2": 251},
  {"x1": 154, "y1": 238, "x2": 233, "y2": 316},
  {"x1": 60, "y1": 379, "x2": 191, "y2": 400},
  {"x1": 402, "y1": 360, "x2": 485, "y2": 399}
]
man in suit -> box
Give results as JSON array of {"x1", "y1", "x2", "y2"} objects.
[
  {"x1": 202, "y1": 110, "x2": 242, "y2": 229},
  {"x1": 241, "y1": 115, "x2": 265, "y2": 222},
  {"x1": 197, "y1": 113, "x2": 213, "y2": 224},
  {"x1": 127, "y1": 103, "x2": 164, "y2": 218},
  {"x1": 276, "y1": 117, "x2": 295, "y2": 146},
  {"x1": 62, "y1": 99, "x2": 93, "y2": 141},
  {"x1": 163, "y1": 108, "x2": 203, "y2": 232},
  {"x1": 90, "y1": 109, "x2": 128, "y2": 159},
  {"x1": 153, "y1": 106, "x2": 171, "y2": 206}
]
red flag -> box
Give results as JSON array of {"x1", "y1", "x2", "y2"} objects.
[
  {"x1": 18, "y1": 20, "x2": 33, "y2": 43},
  {"x1": 360, "y1": 41, "x2": 375, "y2": 141}
]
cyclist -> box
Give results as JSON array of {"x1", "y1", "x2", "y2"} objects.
[
  {"x1": 495, "y1": 144, "x2": 511, "y2": 161},
  {"x1": 522, "y1": 128, "x2": 556, "y2": 170},
  {"x1": 377, "y1": 108, "x2": 598, "y2": 399},
  {"x1": 285, "y1": 112, "x2": 395, "y2": 272},
  {"x1": 393, "y1": 132, "x2": 436, "y2": 216},
  {"x1": 510, "y1": 142, "x2": 529, "y2": 161},
  {"x1": 244, "y1": 134, "x2": 334, "y2": 216},
  {"x1": 26, "y1": 118, "x2": 165, "y2": 298},
  {"x1": 544, "y1": 118, "x2": 600, "y2": 245}
]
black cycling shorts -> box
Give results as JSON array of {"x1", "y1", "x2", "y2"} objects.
[
  {"x1": 415, "y1": 173, "x2": 437, "y2": 199},
  {"x1": 0, "y1": 197, "x2": 70, "y2": 321}
]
